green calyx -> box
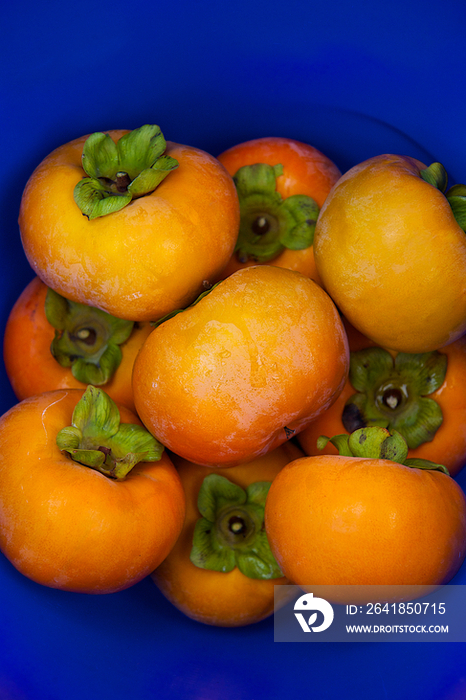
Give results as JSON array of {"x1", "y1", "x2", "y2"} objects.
[
  {"x1": 232, "y1": 163, "x2": 319, "y2": 263},
  {"x1": 45, "y1": 288, "x2": 134, "y2": 386},
  {"x1": 420, "y1": 162, "x2": 466, "y2": 231},
  {"x1": 56, "y1": 385, "x2": 164, "y2": 479},
  {"x1": 190, "y1": 473, "x2": 283, "y2": 579},
  {"x1": 73, "y1": 124, "x2": 179, "y2": 219},
  {"x1": 342, "y1": 347, "x2": 447, "y2": 449},
  {"x1": 317, "y1": 426, "x2": 449, "y2": 474}
]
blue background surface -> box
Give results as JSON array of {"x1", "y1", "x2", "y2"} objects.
[{"x1": 2, "y1": 1, "x2": 466, "y2": 698}]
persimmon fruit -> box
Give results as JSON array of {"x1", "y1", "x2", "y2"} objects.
[
  {"x1": 313, "y1": 155, "x2": 466, "y2": 352},
  {"x1": 298, "y1": 321, "x2": 466, "y2": 476},
  {"x1": 152, "y1": 441, "x2": 303, "y2": 627},
  {"x1": 18, "y1": 125, "x2": 240, "y2": 322},
  {"x1": 132, "y1": 265, "x2": 349, "y2": 467},
  {"x1": 0, "y1": 387, "x2": 185, "y2": 593},
  {"x1": 3, "y1": 276, "x2": 152, "y2": 413},
  {"x1": 265, "y1": 428, "x2": 466, "y2": 604},
  {"x1": 216, "y1": 136, "x2": 341, "y2": 282}
]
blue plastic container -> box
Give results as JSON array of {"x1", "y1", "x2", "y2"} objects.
[{"x1": 2, "y1": 2, "x2": 466, "y2": 698}]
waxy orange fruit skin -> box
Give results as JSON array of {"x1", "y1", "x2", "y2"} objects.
[
  {"x1": 3, "y1": 276, "x2": 152, "y2": 413},
  {"x1": 313, "y1": 154, "x2": 466, "y2": 353},
  {"x1": 217, "y1": 136, "x2": 342, "y2": 282},
  {"x1": 0, "y1": 389, "x2": 186, "y2": 594},
  {"x1": 152, "y1": 442, "x2": 303, "y2": 627},
  {"x1": 132, "y1": 265, "x2": 349, "y2": 468},
  {"x1": 265, "y1": 454, "x2": 466, "y2": 603},
  {"x1": 18, "y1": 131, "x2": 240, "y2": 322}
]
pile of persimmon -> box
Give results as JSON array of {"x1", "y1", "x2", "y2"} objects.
[{"x1": 2, "y1": 124, "x2": 466, "y2": 623}]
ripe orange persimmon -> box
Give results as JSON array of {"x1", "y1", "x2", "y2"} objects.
[
  {"x1": 132, "y1": 265, "x2": 349, "y2": 467},
  {"x1": 216, "y1": 136, "x2": 341, "y2": 282},
  {"x1": 265, "y1": 433, "x2": 466, "y2": 604},
  {"x1": 3, "y1": 276, "x2": 152, "y2": 413},
  {"x1": 313, "y1": 155, "x2": 466, "y2": 352},
  {"x1": 0, "y1": 387, "x2": 186, "y2": 594},
  {"x1": 152, "y1": 441, "x2": 303, "y2": 627},
  {"x1": 18, "y1": 125, "x2": 240, "y2": 321},
  {"x1": 298, "y1": 320, "x2": 466, "y2": 477}
]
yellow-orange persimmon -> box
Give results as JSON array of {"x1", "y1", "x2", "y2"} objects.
[
  {"x1": 216, "y1": 136, "x2": 341, "y2": 282},
  {"x1": 298, "y1": 321, "x2": 466, "y2": 477},
  {"x1": 0, "y1": 388, "x2": 185, "y2": 593},
  {"x1": 132, "y1": 265, "x2": 349, "y2": 467},
  {"x1": 152, "y1": 441, "x2": 303, "y2": 627},
  {"x1": 3, "y1": 276, "x2": 152, "y2": 413},
  {"x1": 265, "y1": 449, "x2": 466, "y2": 603},
  {"x1": 18, "y1": 125, "x2": 240, "y2": 322},
  {"x1": 313, "y1": 155, "x2": 466, "y2": 352}
]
